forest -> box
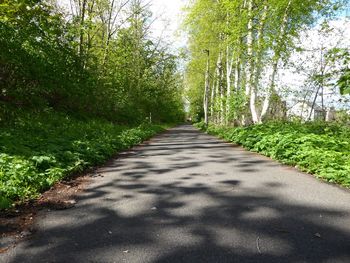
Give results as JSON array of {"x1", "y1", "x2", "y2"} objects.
[
  {"x1": 184, "y1": 0, "x2": 350, "y2": 186},
  {"x1": 1, "y1": 1, "x2": 350, "y2": 261},
  {"x1": 0, "y1": 0, "x2": 184, "y2": 208},
  {"x1": 0, "y1": 0, "x2": 350, "y2": 209},
  {"x1": 184, "y1": 0, "x2": 350, "y2": 125}
]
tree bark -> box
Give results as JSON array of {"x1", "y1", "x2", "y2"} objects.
[
  {"x1": 250, "y1": 4, "x2": 268, "y2": 124},
  {"x1": 233, "y1": 54, "x2": 241, "y2": 93},
  {"x1": 210, "y1": 76, "x2": 216, "y2": 120},
  {"x1": 79, "y1": 0, "x2": 87, "y2": 61},
  {"x1": 211, "y1": 54, "x2": 222, "y2": 121},
  {"x1": 204, "y1": 50, "x2": 210, "y2": 125},
  {"x1": 250, "y1": 86, "x2": 259, "y2": 123},
  {"x1": 226, "y1": 45, "x2": 234, "y2": 124},
  {"x1": 309, "y1": 86, "x2": 320, "y2": 121},
  {"x1": 218, "y1": 51, "x2": 225, "y2": 125},
  {"x1": 244, "y1": 0, "x2": 253, "y2": 97},
  {"x1": 260, "y1": 0, "x2": 292, "y2": 121},
  {"x1": 241, "y1": 0, "x2": 254, "y2": 126}
]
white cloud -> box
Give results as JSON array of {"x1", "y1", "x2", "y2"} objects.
[
  {"x1": 279, "y1": 18, "x2": 350, "y2": 109},
  {"x1": 148, "y1": 0, "x2": 188, "y2": 49},
  {"x1": 56, "y1": 0, "x2": 187, "y2": 50}
]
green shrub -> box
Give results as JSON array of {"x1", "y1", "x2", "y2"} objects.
[
  {"x1": 0, "y1": 111, "x2": 166, "y2": 209},
  {"x1": 199, "y1": 121, "x2": 350, "y2": 187}
]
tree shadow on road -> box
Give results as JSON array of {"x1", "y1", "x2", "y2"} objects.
[{"x1": 7, "y1": 125, "x2": 350, "y2": 263}]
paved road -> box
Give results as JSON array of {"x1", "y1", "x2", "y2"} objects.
[{"x1": 2, "y1": 125, "x2": 350, "y2": 263}]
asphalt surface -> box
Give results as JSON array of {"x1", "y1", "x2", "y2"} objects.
[{"x1": 1, "y1": 124, "x2": 350, "y2": 263}]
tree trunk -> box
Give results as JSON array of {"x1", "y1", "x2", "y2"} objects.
[
  {"x1": 241, "y1": 0, "x2": 254, "y2": 126},
  {"x1": 250, "y1": 4, "x2": 268, "y2": 124},
  {"x1": 260, "y1": 0, "x2": 292, "y2": 121},
  {"x1": 233, "y1": 55, "x2": 241, "y2": 93},
  {"x1": 244, "y1": 0, "x2": 253, "y2": 97},
  {"x1": 226, "y1": 45, "x2": 234, "y2": 124},
  {"x1": 210, "y1": 76, "x2": 216, "y2": 120},
  {"x1": 250, "y1": 87, "x2": 259, "y2": 123},
  {"x1": 309, "y1": 86, "x2": 320, "y2": 121},
  {"x1": 204, "y1": 50, "x2": 210, "y2": 125},
  {"x1": 260, "y1": 58, "x2": 278, "y2": 119},
  {"x1": 218, "y1": 51, "x2": 225, "y2": 125},
  {"x1": 102, "y1": 0, "x2": 116, "y2": 67},
  {"x1": 79, "y1": 0, "x2": 87, "y2": 62},
  {"x1": 211, "y1": 54, "x2": 221, "y2": 121}
]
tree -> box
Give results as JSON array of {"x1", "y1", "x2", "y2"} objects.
[
  {"x1": 184, "y1": 0, "x2": 344, "y2": 125},
  {"x1": 0, "y1": 0, "x2": 185, "y2": 123}
]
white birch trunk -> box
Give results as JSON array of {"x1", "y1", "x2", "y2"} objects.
[
  {"x1": 210, "y1": 77, "x2": 216, "y2": 119},
  {"x1": 204, "y1": 50, "x2": 210, "y2": 125},
  {"x1": 219, "y1": 52, "x2": 225, "y2": 125},
  {"x1": 214, "y1": 54, "x2": 221, "y2": 123},
  {"x1": 226, "y1": 45, "x2": 234, "y2": 124},
  {"x1": 233, "y1": 55, "x2": 241, "y2": 92},
  {"x1": 260, "y1": 0, "x2": 292, "y2": 121},
  {"x1": 260, "y1": 61, "x2": 278, "y2": 118},
  {"x1": 241, "y1": 0, "x2": 254, "y2": 126},
  {"x1": 244, "y1": 0, "x2": 253, "y2": 97},
  {"x1": 211, "y1": 55, "x2": 221, "y2": 120},
  {"x1": 250, "y1": 4, "x2": 268, "y2": 124},
  {"x1": 250, "y1": 89, "x2": 259, "y2": 123}
]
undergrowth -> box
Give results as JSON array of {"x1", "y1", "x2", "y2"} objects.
[
  {"x1": 0, "y1": 110, "x2": 167, "y2": 209},
  {"x1": 195, "y1": 121, "x2": 350, "y2": 187}
]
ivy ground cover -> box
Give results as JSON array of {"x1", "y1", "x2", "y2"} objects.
[
  {"x1": 196, "y1": 122, "x2": 350, "y2": 187},
  {"x1": 0, "y1": 111, "x2": 166, "y2": 209}
]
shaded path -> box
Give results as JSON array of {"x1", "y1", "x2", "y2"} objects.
[{"x1": 2, "y1": 125, "x2": 350, "y2": 262}]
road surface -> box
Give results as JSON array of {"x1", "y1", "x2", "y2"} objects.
[{"x1": 2, "y1": 125, "x2": 350, "y2": 263}]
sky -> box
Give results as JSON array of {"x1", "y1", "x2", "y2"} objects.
[
  {"x1": 57, "y1": 0, "x2": 187, "y2": 49},
  {"x1": 56, "y1": 0, "x2": 349, "y2": 108},
  {"x1": 148, "y1": 0, "x2": 188, "y2": 49},
  {"x1": 279, "y1": 17, "x2": 350, "y2": 109}
]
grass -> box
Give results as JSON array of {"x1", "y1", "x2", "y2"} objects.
[
  {"x1": 195, "y1": 121, "x2": 350, "y2": 187},
  {"x1": 0, "y1": 110, "x2": 168, "y2": 209}
]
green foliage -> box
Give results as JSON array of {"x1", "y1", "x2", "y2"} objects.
[
  {"x1": 197, "y1": 121, "x2": 350, "y2": 187},
  {"x1": 0, "y1": 0, "x2": 85, "y2": 107},
  {"x1": 326, "y1": 47, "x2": 350, "y2": 95},
  {"x1": 0, "y1": 0, "x2": 184, "y2": 210},
  {"x1": 338, "y1": 68, "x2": 350, "y2": 95},
  {"x1": 227, "y1": 91, "x2": 247, "y2": 121},
  {"x1": 184, "y1": 0, "x2": 344, "y2": 125},
  {"x1": 0, "y1": 110, "x2": 166, "y2": 209},
  {"x1": 0, "y1": 0, "x2": 185, "y2": 123}
]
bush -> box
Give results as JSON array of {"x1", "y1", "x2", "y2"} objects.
[
  {"x1": 0, "y1": 111, "x2": 166, "y2": 209},
  {"x1": 198, "y1": 121, "x2": 350, "y2": 187}
]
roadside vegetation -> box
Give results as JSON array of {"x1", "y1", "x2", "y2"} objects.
[
  {"x1": 184, "y1": 0, "x2": 350, "y2": 126},
  {"x1": 185, "y1": 0, "x2": 349, "y2": 187},
  {"x1": 196, "y1": 121, "x2": 350, "y2": 187},
  {"x1": 0, "y1": 110, "x2": 168, "y2": 209},
  {"x1": 0, "y1": 0, "x2": 184, "y2": 209},
  {"x1": 1, "y1": 0, "x2": 349, "y2": 208}
]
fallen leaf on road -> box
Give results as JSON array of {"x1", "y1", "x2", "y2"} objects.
[
  {"x1": 64, "y1": 200, "x2": 76, "y2": 205},
  {"x1": 314, "y1": 233, "x2": 321, "y2": 238},
  {"x1": 256, "y1": 236, "x2": 262, "y2": 254},
  {"x1": 0, "y1": 246, "x2": 11, "y2": 254},
  {"x1": 19, "y1": 230, "x2": 31, "y2": 238},
  {"x1": 275, "y1": 228, "x2": 290, "y2": 233}
]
